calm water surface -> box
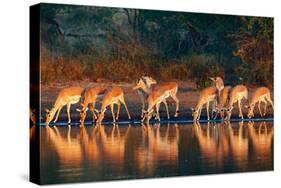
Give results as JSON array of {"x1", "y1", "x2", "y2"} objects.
[{"x1": 37, "y1": 121, "x2": 273, "y2": 184}]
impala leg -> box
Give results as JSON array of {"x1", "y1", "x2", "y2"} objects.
[
  {"x1": 141, "y1": 113, "x2": 146, "y2": 122},
  {"x1": 238, "y1": 100, "x2": 243, "y2": 119},
  {"x1": 121, "y1": 96, "x2": 131, "y2": 119},
  {"x1": 258, "y1": 101, "x2": 262, "y2": 117},
  {"x1": 163, "y1": 99, "x2": 170, "y2": 119},
  {"x1": 211, "y1": 99, "x2": 214, "y2": 119},
  {"x1": 155, "y1": 103, "x2": 160, "y2": 121},
  {"x1": 263, "y1": 100, "x2": 268, "y2": 117},
  {"x1": 227, "y1": 109, "x2": 232, "y2": 121},
  {"x1": 266, "y1": 96, "x2": 274, "y2": 110},
  {"x1": 140, "y1": 95, "x2": 145, "y2": 118},
  {"x1": 53, "y1": 106, "x2": 62, "y2": 123},
  {"x1": 66, "y1": 103, "x2": 71, "y2": 123},
  {"x1": 91, "y1": 102, "x2": 97, "y2": 120},
  {"x1": 206, "y1": 102, "x2": 210, "y2": 121},
  {"x1": 198, "y1": 108, "x2": 202, "y2": 121},
  {"x1": 214, "y1": 111, "x2": 218, "y2": 120},
  {"x1": 116, "y1": 101, "x2": 121, "y2": 121},
  {"x1": 88, "y1": 103, "x2": 94, "y2": 120},
  {"x1": 110, "y1": 103, "x2": 115, "y2": 123},
  {"x1": 171, "y1": 93, "x2": 179, "y2": 117}
]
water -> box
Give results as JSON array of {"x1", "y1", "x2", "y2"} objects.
[{"x1": 36, "y1": 121, "x2": 274, "y2": 184}]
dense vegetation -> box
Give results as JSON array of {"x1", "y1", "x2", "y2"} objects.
[{"x1": 40, "y1": 4, "x2": 273, "y2": 88}]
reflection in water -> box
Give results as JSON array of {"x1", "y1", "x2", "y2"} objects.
[
  {"x1": 227, "y1": 121, "x2": 248, "y2": 170},
  {"x1": 193, "y1": 122, "x2": 229, "y2": 168},
  {"x1": 136, "y1": 123, "x2": 179, "y2": 177},
  {"x1": 39, "y1": 121, "x2": 273, "y2": 184},
  {"x1": 248, "y1": 121, "x2": 274, "y2": 168}
]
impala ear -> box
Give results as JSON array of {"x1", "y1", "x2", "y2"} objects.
[
  {"x1": 209, "y1": 77, "x2": 215, "y2": 81},
  {"x1": 85, "y1": 107, "x2": 89, "y2": 111},
  {"x1": 45, "y1": 108, "x2": 50, "y2": 113},
  {"x1": 76, "y1": 108, "x2": 81, "y2": 112},
  {"x1": 94, "y1": 109, "x2": 99, "y2": 113},
  {"x1": 190, "y1": 107, "x2": 194, "y2": 112},
  {"x1": 244, "y1": 105, "x2": 249, "y2": 109}
]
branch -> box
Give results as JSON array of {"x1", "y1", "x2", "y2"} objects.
[
  {"x1": 123, "y1": 8, "x2": 132, "y2": 25},
  {"x1": 46, "y1": 18, "x2": 106, "y2": 39}
]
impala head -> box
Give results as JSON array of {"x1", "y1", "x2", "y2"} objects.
[
  {"x1": 133, "y1": 79, "x2": 145, "y2": 90},
  {"x1": 218, "y1": 107, "x2": 227, "y2": 119},
  {"x1": 246, "y1": 104, "x2": 255, "y2": 119},
  {"x1": 76, "y1": 107, "x2": 89, "y2": 124},
  {"x1": 142, "y1": 76, "x2": 157, "y2": 86},
  {"x1": 142, "y1": 109, "x2": 154, "y2": 123},
  {"x1": 45, "y1": 108, "x2": 55, "y2": 125},
  {"x1": 209, "y1": 76, "x2": 224, "y2": 91},
  {"x1": 225, "y1": 106, "x2": 233, "y2": 120},
  {"x1": 190, "y1": 108, "x2": 198, "y2": 122},
  {"x1": 95, "y1": 109, "x2": 106, "y2": 123},
  {"x1": 133, "y1": 76, "x2": 157, "y2": 90}
]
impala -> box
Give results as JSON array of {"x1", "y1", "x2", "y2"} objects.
[
  {"x1": 210, "y1": 76, "x2": 224, "y2": 95},
  {"x1": 225, "y1": 85, "x2": 248, "y2": 120},
  {"x1": 45, "y1": 87, "x2": 84, "y2": 126},
  {"x1": 76, "y1": 86, "x2": 107, "y2": 125},
  {"x1": 142, "y1": 82, "x2": 179, "y2": 122},
  {"x1": 133, "y1": 76, "x2": 157, "y2": 118},
  {"x1": 191, "y1": 86, "x2": 218, "y2": 121},
  {"x1": 214, "y1": 86, "x2": 232, "y2": 119},
  {"x1": 96, "y1": 87, "x2": 131, "y2": 123},
  {"x1": 246, "y1": 87, "x2": 274, "y2": 118}
]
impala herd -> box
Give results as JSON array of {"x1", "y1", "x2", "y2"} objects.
[{"x1": 43, "y1": 76, "x2": 273, "y2": 126}]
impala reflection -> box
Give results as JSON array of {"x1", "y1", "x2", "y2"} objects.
[{"x1": 136, "y1": 123, "x2": 179, "y2": 176}]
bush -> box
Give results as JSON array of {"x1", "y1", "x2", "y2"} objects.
[
  {"x1": 184, "y1": 55, "x2": 224, "y2": 88},
  {"x1": 41, "y1": 54, "x2": 84, "y2": 84},
  {"x1": 41, "y1": 49, "x2": 224, "y2": 87},
  {"x1": 235, "y1": 59, "x2": 273, "y2": 88}
]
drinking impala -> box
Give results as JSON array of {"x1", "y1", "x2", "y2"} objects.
[
  {"x1": 76, "y1": 86, "x2": 107, "y2": 125},
  {"x1": 191, "y1": 86, "x2": 218, "y2": 122},
  {"x1": 45, "y1": 87, "x2": 84, "y2": 126},
  {"x1": 214, "y1": 86, "x2": 232, "y2": 119},
  {"x1": 225, "y1": 85, "x2": 248, "y2": 120},
  {"x1": 246, "y1": 87, "x2": 274, "y2": 118},
  {"x1": 96, "y1": 87, "x2": 131, "y2": 123},
  {"x1": 142, "y1": 82, "x2": 179, "y2": 123}
]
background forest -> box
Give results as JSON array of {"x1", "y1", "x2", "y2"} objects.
[{"x1": 40, "y1": 4, "x2": 273, "y2": 88}]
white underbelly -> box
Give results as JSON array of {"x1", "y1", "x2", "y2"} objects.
[{"x1": 68, "y1": 95, "x2": 81, "y2": 104}]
